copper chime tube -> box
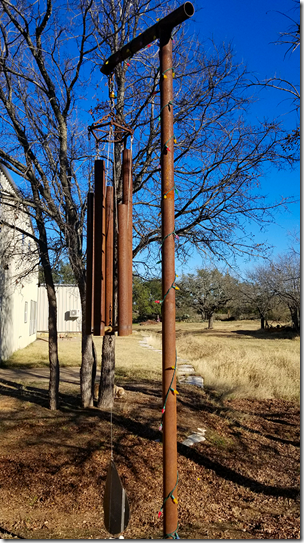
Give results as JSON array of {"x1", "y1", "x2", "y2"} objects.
[
  {"x1": 122, "y1": 149, "x2": 133, "y2": 334},
  {"x1": 117, "y1": 204, "x2": 129, "y2": 336},
  {"x1": 93, "y1": 159, "x2": 106, "y2": 336},
  {"x1": 105, "y1": 186, "x2": 114, "y2": 327},
  {"x1": 85, "y1": 191, "x2": 94, "y2": 335}
]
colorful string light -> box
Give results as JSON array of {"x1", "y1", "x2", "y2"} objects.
[
  {"x1": 158, "y1": 471, "x2": 179, "y2": 539},
  {"x1": 157, "y1": 39, "x2": 180, "y2": 541},
  {"x1": 154, "y1": 275, "x2": 179, "y2": 306}
]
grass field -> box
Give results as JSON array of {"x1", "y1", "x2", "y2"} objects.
[
  {"x1": 143, "y1": 320, "x2": 300, "y2": 401},
  {"x1": 5, "y1": 320, "x2": 300, "y2": 401}
]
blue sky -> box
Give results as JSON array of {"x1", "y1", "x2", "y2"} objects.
[
  {"x1": 176, "y1": 0, "x2": 300, "y2": 278},
  {"x1": 6, "y1": 0, "x2": 300, "y2": 280}
]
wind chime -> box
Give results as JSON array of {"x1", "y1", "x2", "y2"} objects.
[
  {"x1": 86, "y1": 99, "x2": 134, "y2": 337},
  {"x1": 87, "y1": 2, "x2": 194, "y2": 539},
  {"x1": 86, "y1": 79, "x2": 134, "y2": 538}
]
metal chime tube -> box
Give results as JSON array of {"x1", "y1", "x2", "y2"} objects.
[
  {"x1": 93, "y1": 160, "x2": 106, "y2": 336},
  {"x1": 85, "y1": 191, "x2": 94, "y2": 335},
  {"x1": 122, "y1": 149, "x2": 133, "y2": 334},
  {"x1": 118, "y1": 204, "x2": 129, "y2": 336},
  {"x1": 105, "y1": 186, "x2": 114, "y2": 328},
  {"x1": 160, "y1": 26, "x2": 178, "y2": 538}
]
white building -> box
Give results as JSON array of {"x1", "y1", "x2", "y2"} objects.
[
  {"x1": 37, "y1": 284, "x2": 82, "y2": 333},
  {"x1": 0, "y1": 165, "x2": 39, "y2": 362}
]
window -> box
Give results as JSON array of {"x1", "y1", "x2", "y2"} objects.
[
  {"x1": 29, "y1": 300, "x2": 37, "y2": 335},
  {"x1": 24, "y1": 301, "x2": 28, "y2": 323}
]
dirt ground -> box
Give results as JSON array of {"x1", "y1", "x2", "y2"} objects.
[{"x1": 0, "y1": 371, "x2": 300, "y2": 539}]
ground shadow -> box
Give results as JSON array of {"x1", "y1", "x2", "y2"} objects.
[
  {"x1": 0, "y1": 378, "x2": 81, "y2": 410},
  {"x1": 0, "y1": 526, "x2": 25, "y2": 539},
  {"x1": 0, "y1": 377, "x2": 299, "y2": 503},
  {"x1": 176, "y1": 441, "x2": 299, "y2": 500},
  {"x1": 139, "y1": 325, "x2": 299, "y2": 341},
  {"x1": 233, "y1": 327, "x2": 299, "y2": 340}
]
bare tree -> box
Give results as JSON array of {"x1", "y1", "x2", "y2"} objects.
[
  {"x1": 0, "y1": 0, "x2": 101, "y2": 407},
  {"x1": 240, "y1": 266, "x2": 277, "y2": 329},
  {"x1": 0, "y1": 0, "x2": 297, "y2": 407},
  {"x1": 265, "y1": 252, "x2": 300, "y2": 331},
  {"x1": 179, "y1": 269, "x2": 237, "y2": 329},
  {"x1": 249, "y1": 1, "x2": 300, "y2": 153}
]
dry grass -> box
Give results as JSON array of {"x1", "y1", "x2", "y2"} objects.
[
  {"x1": 5, "y1": 331, "x2": 162, "y2": 382},
  {"x1": 4, "y1": 321, "x2": 300, "y2": 400},
  {"x1": 144, "y1": 320, "x2": 300, "y2": 401},
  {"x1": 5, "y1": 336, "x2": 81, "y2": 368}
]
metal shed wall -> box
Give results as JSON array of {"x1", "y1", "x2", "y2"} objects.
[{"x1": 37, "y1": 285, "x2": 82, "y2": 333}]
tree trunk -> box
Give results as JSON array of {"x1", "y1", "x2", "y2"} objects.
[
  {"x1": 98, "y1": 334, "x2": 115, "y2": 409},
  {"x1": 78, "y1": 277, "x2": 96, "y2": 408},
  {"x1": 47, "y1": 282, "x2": 60, "y2": 410},
  {"x1": 290, "y1": 307, "x2": 299, "y2": 331},
  {"x1": 207, "y1": 314, "x2": 214, "y2": 329},
  {"x1": 261, "y1": 316, "x2": 265, "y2": 329},
  {"x1": 38, "y1": 222, "x2": 59, "y2": 411},
  {"x1": 81, "y1": 332, "x2": 95, "y2": 408}
]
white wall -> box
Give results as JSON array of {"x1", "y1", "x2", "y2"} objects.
[
  {"x1": 37, "y1": 284, "x2": 82, "y2": 333},
  {"x1": 0, "y1": 165, "x2": 39, "y2": 361}
]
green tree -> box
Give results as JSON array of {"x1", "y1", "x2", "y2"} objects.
[
  {"x1": 133, "y1": 276, "x2": 161, "y2": 321},
  {"x1": 53, "y1": 261, "x2": 75, "y2": 284},
  {"x1": 39, "y1": 261, "x2": 75, "y2": 284}
]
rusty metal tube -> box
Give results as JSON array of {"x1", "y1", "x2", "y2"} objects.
[
  {"x1": 118, "y1": 204, "x2": 129, "y2": 336},
  {"x1": 85, "y1": 191, "x2": 94, "y2": 335},
  {"x1": 122, "y1": 149, "x2": 133, "y2": 335},
  {"x1": 93, "y1": 160, "x2": 105, "y2": 336},
  {"x1": 160, "y1": 28, "x2": 178, "y2": 539},
  {"x1": 101, "y1": 172, "x2": 106, "y2": 334},
  {"x1": 105, "y1": 186, "x2": 114, "y2": 327},
  {"x1": 100, "y1": 2, "x2": 194, "y2": 75}
]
